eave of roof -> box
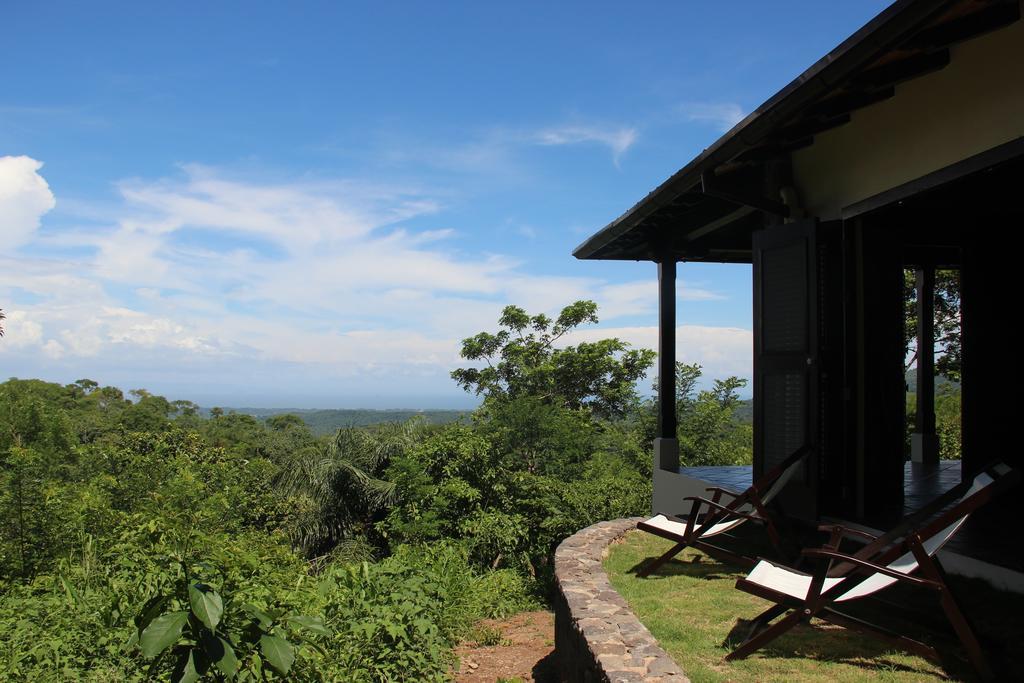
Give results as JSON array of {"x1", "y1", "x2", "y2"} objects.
[{"x1": 572, "y1": 0, "x2": 986, "y2": 262}]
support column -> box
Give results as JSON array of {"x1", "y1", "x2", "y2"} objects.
[
  {"x1": 654, "y1": 256, "x2": 679, "y2": 471},
  {"x1": 911, "y1": 266, "x2": 939, "y2": 464}
]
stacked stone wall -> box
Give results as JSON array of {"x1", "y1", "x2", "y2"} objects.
[{"x1": 554, "y1": 518, "x2": 689, "y2": 682}]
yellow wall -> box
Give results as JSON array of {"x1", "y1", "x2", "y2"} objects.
[{"x1": 792, "y1": 12, "x2": 1024, "y2": 220}]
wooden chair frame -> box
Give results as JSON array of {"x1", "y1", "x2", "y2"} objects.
[
  {"x1": 637, "y1": 445, "x2": 811, "y2": 576},
  {"x1": 727, "y1": 461, "x2": 1020, "y2": 682}
]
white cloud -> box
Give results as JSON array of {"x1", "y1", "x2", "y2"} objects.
[
  {"x1": 0, "y1": 156, "x2": 57, "y2": 247},
  {"x1": 515, "y1": 224, "x2": 537, "y2": 240},
  {"x1": 679, "y1": 102, "x2": 745, "y2": 132},
  {"x1": 0, "y1": 166, "x2": 517, "y2": 378},
  {"x1": 41, "y1": 339, "x2": 65, "y2": 359},
  {"x1": 596, "y1": 280, "x2": 725, "y2": 319},
  {"x1": 116, "y1": 164, "x2": 439, "y2": 249},
  {"x1": 567, "y1": 324, "x2": 753, "y2": 381},
  {"x1": 0, "y1": 162, "x2": 749, "y2": 403},
  {"x1": 0, "y1": 310, "x2": 44, "y2": 348},
  {"x1": 533, "y1": 124, "x2": 638, "y2": 163}
]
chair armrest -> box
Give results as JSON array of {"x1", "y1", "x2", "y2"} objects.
[
  {"x1": 683, "y1": 496, "x2": 762, "y2": 522},
  {"x1": 817, "y1": 523, "x2": 879, "y2": 543},
  {"x1": 705, "y1": 486, "x2": 741, "y2": 499},
  {"x1": 802, "y1": 549, "x2": 943, "y2": 591}
]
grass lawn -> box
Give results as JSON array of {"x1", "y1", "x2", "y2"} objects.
[{"x1": 604, "y1": 530, "x2": 1020, "y2": 682}]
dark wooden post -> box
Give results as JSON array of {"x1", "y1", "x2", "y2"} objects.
[
  {"x1": 912, "y1": 266, "x2": 939, "y2": 464},
  {"x1": 654, "y1": 256, "x2": 679, "y2": 471}
]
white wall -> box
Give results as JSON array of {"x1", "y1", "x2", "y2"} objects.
[{"x1": 792, "y1": 14, "x2": 1024, "y2": 219}]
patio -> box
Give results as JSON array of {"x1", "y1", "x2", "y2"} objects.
[
  {"x1": 605, "y1": 528, "x2": 1024, "y2": 682},
  {"x1": 681, "y1": 459, "x2": 962, "y2": 517},
  {"x1": 681, "y1": 459, "x2": 1022, "y2": 574},
  {"x1": 555, "y1": 513, "x2": 1024, "y2": 682}
]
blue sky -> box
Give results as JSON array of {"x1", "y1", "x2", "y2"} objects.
[{"x1": 1, "y1": 1, "x2": 890, "y2": 408}]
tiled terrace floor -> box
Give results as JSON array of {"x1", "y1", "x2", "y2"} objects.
[
  {"x1": 682, "y1": 459, "x2": 1020, "y2": 572},
  {"x1": 682, "y1": 460, "x2": 961, "y2": 515}
]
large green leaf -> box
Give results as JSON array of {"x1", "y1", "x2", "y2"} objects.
[
  {"x1": 199, "y1": 630, "x2": 239, "y2": 677},
  {"x1": 188, "y1": 583, "x2": 223, "y2": 632},
  {"x1": 130, "y1": 595, "x2": 170, "y2": 648},
  {"x1": 172, "y1": 648, "x2": 209, "y2": 683},
  {"x1": 243, "y1": 603, "x2": 272, "y2": 629},
  {"x1": 259, "y1": 634, "x2": 294, "y2": 675},
  {"x1": 135, "y1": 594, "x2": 170, "y2": 634},
  {"x1": 140, "y1": 611, "x2": 189, "y2": 658}
]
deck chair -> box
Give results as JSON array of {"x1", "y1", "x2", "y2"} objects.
[
  {"x1": 726, "y1": 461, "x2": 1020, "y2": 681},
  {"x1": 636, "y1": 445, "x2": 811, "y2": 576}
]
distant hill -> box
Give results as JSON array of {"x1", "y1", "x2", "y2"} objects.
[
  {"x1": 904, "y1": 369, "x2": 959, "y2": 393},
  {"x1": 206, "y1": 407, "x2": 469, "y2": 435},
  {"x1": 734, "y1": 399, "x2": 753, "y2": 424}
]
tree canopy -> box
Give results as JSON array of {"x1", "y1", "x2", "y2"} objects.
[{"x1": 451, "y1": 300, "x2": 656, "y2": 419}]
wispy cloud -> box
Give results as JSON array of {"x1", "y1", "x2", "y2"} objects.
[
  {"x1": 368, "y1": 119, "x2": 640, "y2": 177},
  {"x1": 679, "y1": 102, "x2": 745, "y2": 132},
  {"x1": 531, "y1": 124, "x2": 638, "y2": 164}
]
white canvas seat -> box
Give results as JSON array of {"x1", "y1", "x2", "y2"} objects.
[
  {"x1": 636, "y1": 446, "x2": 811, "y2": 575},
  {"x1": 728, "y1": 462, "x2": 1018, "y2": 682},
  {"x1": 642, "y1": 513, "x2": 746, "y2": 540},
  {"x1": 744, "y1": 474, "x2": 983, "y2": 602}
]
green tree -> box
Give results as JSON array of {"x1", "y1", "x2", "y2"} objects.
[
  {"x1": 473, "y1": 396, "x2": 594, "y2": 477},
  {"x1": 65, "y1": 378, "x2": 99, "y2": 398},
  {"x1": 0, "y1": 447, "x2": 55, "y2": 580},
  {"x1": 451, "y1": 301, "x2": 655, "y2": 419},
  {"x1": 266, "y1": 413, "x2": 307, "y2": 432},
  {"x1": 647, "y1": 364, "x2": 752, "y2": 466},
  {"x1": 904, "y1": 269, "x2": 961, "y2": 381},
  {"x1": 171, "y1": 399, "x2": 199, "y2": 417},
  {"x1": 382, "y1": 423, "x2": 551, "y2": 573},
  {"x1": 69, "y1": 382, "x2": 132, "y2": 444},
  {"x1": 0, "y1": 379, "x2": 75, "y2": 456},
  {"x1": 120, "y1": 389, "x2": 174, "y2": 433},
  {"x1": 277, "y1": 422, "x2": 419, "y2": 556}
]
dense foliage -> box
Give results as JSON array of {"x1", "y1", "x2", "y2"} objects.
[
  {"x1": 0, "y1": 300, "x2": 752, "y2": 681},
  {"x1": 216, "y1": 408, "x2": 466, "y2": 437},
  {"x1": 906, "y1": 384, "x2": 962, "y2": 460}
]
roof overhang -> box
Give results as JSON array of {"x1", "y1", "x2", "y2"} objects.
[{"x1": 573, "y1": 0, "x2": 1021, "y2": 263}]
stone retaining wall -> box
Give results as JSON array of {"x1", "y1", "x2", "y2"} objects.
[{"x1": 553, "y1": 518, "x2": 689, "y2": 682}]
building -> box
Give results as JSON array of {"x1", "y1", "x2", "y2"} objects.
[{"x1": 573, "y1": 0, "x2": 1023, "y2": 574}]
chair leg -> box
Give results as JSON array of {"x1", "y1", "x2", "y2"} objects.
[
  {"x1": 726, "y1": 609, "x2": 805, "y2": 661},
  {"x1": 937, "y1": 588, "x2": 994, "y2": 681},
  {"x1": 637, "y1": 541, "x2": 687, "y2": 578},
  {"x1": 750, "y1": 602, "x2": 789, "y2": 629},
  {"x1": 929, "y1": 558, "x2": 995, "y2": 682},
  {"x1": 733, "y1": 602, "x2": 790, "y2": 644}
]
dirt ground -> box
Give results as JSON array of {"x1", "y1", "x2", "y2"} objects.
[{"x1": 453, "y1": 610, "x2": 562, "y2": 683}]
